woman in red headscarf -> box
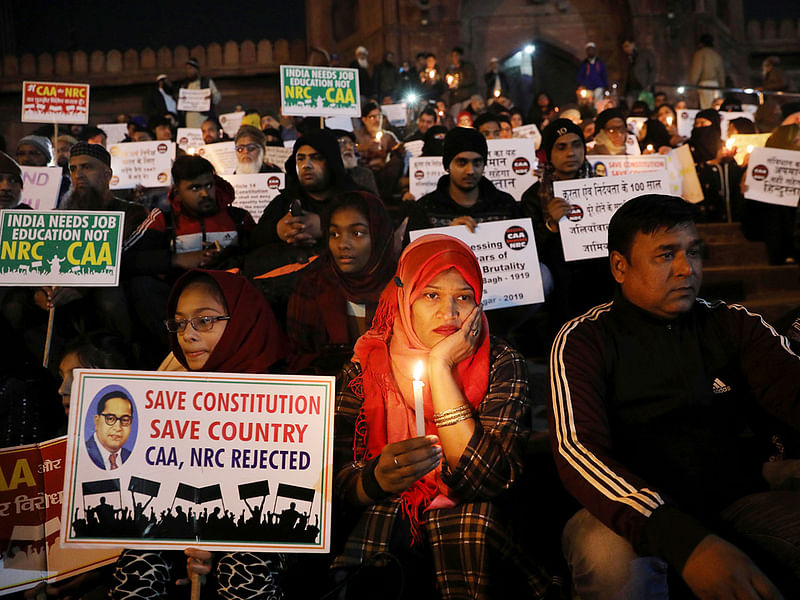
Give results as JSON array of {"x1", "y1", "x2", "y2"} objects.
[
  {"x1": 332, "y1": 235, "x2": 550, "y2": 599},
  {"x1": 110, "y1": 269, "x2": 287, "y2": 600}
]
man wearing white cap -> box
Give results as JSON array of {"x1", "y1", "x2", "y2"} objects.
[
  {"x1": 349, "y1": 46, "x2": 374, "y2": 103},
  {"x1": 180, "y1": 57, "x2": 221, "y2": 128},
  {"x1": 576, "y1": 42, "x2": 608, "y2": 102},
  {"x1": 144, "y1": 73, "x2": 177, "y2": 119}
]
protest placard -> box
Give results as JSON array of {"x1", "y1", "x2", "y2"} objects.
[
  {"x1": 677, "y1": 109, "x2": 700, "y2": 138},
  {"x1": 666, "y1": 144, "x2": 704, "y2": 203},
  {"x1": 60, "y1": 369, "x2": 335, "y2": 553},
  {"x1": 219, "y1": 111, "x2": 245, "y2": 139},
  {"x1": 553, "y1": 171, "x2": 669, "y2": 261},
  {"x1": 20, "y1": 166, "x2": 62, "y2": 211},
  {"x1": 224, "y1": 173, "x2": 286, "y2": 220},
  {"x1": 719, "y1": 111, "x2": 754, "y2": 140},
  {"x1": 625, "y1": 135, "x2": 641, "y2": 155},
  {"x1": 264, "y1": 146, "x2": 293, "y2": 171},
  {"x1": 177, "y1": 88, "x2": 212, "y2": 112},
  {"x1": 405, "y1": 139, "x2": 424, "y2": 158},
  {"x1": 176, "y1": 128, "x2": 204, "y2": 152},
  {"x1": 1, "y1": 438, "x2": 119, "y2": 592},
  {"x1": 0, "y1": 438, "x2": 120, "y2": 595},
  {"x1": 588, "y1": 155, "x2": 668, "y2": 178},
  {"x1": 324, "y1": 116, "x2": 354, "y2": 131},
  {"x1": 280, "y1": 65, "x2": 360, "y2": 117},
  {"x1": 410, "y1": 218, "x2": 544, "y2": 309},
  {"x1": 22, "y1": 81, "x2": 90, "y2": 124},
  {"x1": 0, "y1": 210, "x2": 124, "y2": 286},
  {"x1": 408, "y1": 138, "x2": 538, "y2": 201},
  {"x1": 380, "y1": 103, "x2": 408, "y2": 127},
  {"x1": 96, "y1": 123, "x2": 129, "y2": 145},
  {"x1": 512, "y1": 124, "x2": 542, "y2": 150},
  {"x1": 409, "y1": 156, "x2": 446, "y2": 199},
  {"x1": 744, "y1": 147, "x2": 800, "y2": 207},
  {"x1": 196, "y1": 142, "x2": 237, "y2": 175},
  {"x1": 108, "y1": 141, "x2": 175, "y2": 190},
  {"x1": 626, "y1": 117, "x2": 647, "y2": 137},
  {"x1": 726, "y1": 133, "x2": 770, "y2": 166}
]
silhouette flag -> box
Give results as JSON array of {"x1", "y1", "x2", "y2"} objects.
[
  {"x1": 238, "y1": 480, "x2": 270, "y2": 500},
  {"x1": 128, "y1": 476, "x2": 160, "y2": 497},
  {"x1": 276, "y1": 483, "x2": 314, "y2": 502},
  {"x1": 82, "y1": 478, "x2": 121, "y2": 495},
  {"x1": 173, "y1": 483, "x2": 225, "y2": 510}
]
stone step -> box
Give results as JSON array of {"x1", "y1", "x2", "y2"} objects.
[
  {"x1": 701, "y1": 265, "x2": 800, "y2": 297},
  {"x1": 703, "y1": 240, "x2": 769, "y2": 267},
  {"x1": 696, "y1": 222, "x2": 749, "y2": 244}
]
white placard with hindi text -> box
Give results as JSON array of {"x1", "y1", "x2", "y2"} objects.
[
  {"x1": 61, "y1": 369, "x2": 335, "y2": 553},
  {"x1": 484, "y1": 138, "x2": 539, "y2": 200},
  {"x1": 404, "y1": 139, "x2": 424, "y2": 158},
  {"x1": 108, "y1": 141, "x2": 175, "y2": 189},
  {"x1": 553, "y1": 171, "x2": 670, "y2": 261},
  {"x1": 380, "y1": 103, "x2": 408, "y2": 127},
  {"x1": 263, "y1": 147, "x2": 293, "y2": 171},
  {"x1": 177, "y1": 88, "x2": 212, "y2": 112},
  {"x1": 20, "y1": 166, "x2": 62, "y2": 211},
  {"x1": 512, "y1": 124, "x2": 542, "y2": 150},
  {"x1": 744, "y1": 147, "x2": 800, "y2": 207},
  {"x1": 176, "y1": 128, "x2": 203, "y2": 151},
  {"x1": 408, "y1": 156, "x2": 445, "y2": 200},
  {"x1": 219, "y1": 111, "x2": 245, "y2": 139},
  {"x1": 196, "y1": 142, "x2": 237, "y2": 176},
  {"x1": 677, "y1": 109, "x2": 700, "y2": 138},
  {"x1": 96, "y1": 123, "x2": 129, "y2": 145},
  {"x1": 224, "y1": 173, "x2": 286, "y2": 221},
  {"x1": 719, "y1": 111, "x2": 754, "y2": 141},
  {"x1": 409, "y1": 218, "x2": 544, "y2": 309}
]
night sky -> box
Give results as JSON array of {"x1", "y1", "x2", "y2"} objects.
[
  {"x1": 742, "y1": 0, "x2": 800, "y2": 20},
  {"x1": 8, "y1": 0, "x2": 306, "y2": 55}
]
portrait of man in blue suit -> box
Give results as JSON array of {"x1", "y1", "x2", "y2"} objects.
[{"x1": 86, "y1": 390, "x2": 134, "y2": 470}]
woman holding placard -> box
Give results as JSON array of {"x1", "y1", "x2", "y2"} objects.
[
  {"x1": 110, "y1": 269, "x2": 286, "y2": 599},
  {"x1": 332, "y1": 234, "x2": 550, "y2": 599}
]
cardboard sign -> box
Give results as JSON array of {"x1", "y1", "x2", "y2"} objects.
[
  {"x1": 280, "y1": 65, "x2": 360, "y2": 117},
  {"x1": 666, "y1": 144, "x2": 704, "y2": 203},
  {"x1": 22, "y1": 81, "x2": 90, "y2": 124},
  {"x1": 0, "y1": 210, "x2": 124, "y2": 286},
  {"x1": 744, "y1": 147, "x2": 800, "y2": 207},
  {"x1": 61, "y1": 369, "x2": 335, "y2": 553},
  {"x1": 108, "y1": 141, "x2": 175, "y2": 189},
  {"x1": 625, "y1": 134, "x2": 641, "y2": 155},
  {"x1": 677, "y1": 109, "x2": 700, "y2": 138},
  {"x1": 324, "y1": 116, "x2": 354, "y2": 132},
  {"x1": 409, "y1": 218, "x2": 544, "y2": 308},
  {"x1": 176, "y1": 128, "x2": 204, "y2": 152},
  {"x1": 96, "y1": 123, "x2": 129, "y2": 145},
  {"x1": 196, "y1": 142, "x2": 237, "y2": 176},
  {"x1": 0, "y1": 438, "x2": 120, "y2": 595},
  {"x1": 380, "y1": 103, "x2": 408, "y2": 127},
  {"x1": 588, "y1": 155, "x2": 668, "y2": 178},
  {"x1": 263, "y1": 146, "x2": 293, "y2": 171},
  {"x1": 219, "y1": 111, "x2": 245, "y2": 139},
  {"x1": 553, "y1": 172, "x2": 670, "y2": 261},
  {"x1": 20, "y1": 166, "x2": 62, "y2": 211},
  {"x1": 177, "y1": 88, "x2": 212, "y2": 112},
  {"x1": 224, "y1": 173, "x2": 286, "y2": 220},
  {"x1": 512, "y1": 124, "x2": 542, "y2": 150},
  {"x1": 719, "y1": 111, "x2": 754, "y2": 140},
  {"x1": 626, "y1": 117, "x2": 647, "y2": 137}
]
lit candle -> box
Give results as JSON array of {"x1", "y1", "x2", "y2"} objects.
[
  {"x1": 446, "y1": 74, "x2": 454, "y2": 86},
  {"x1": 726, "y1": 138, "x2": 735, "y2": 151},
  {"x1": 375, "y1": 131, "x2": 383, "y2": 143},
  {"x1": 493, "y1": 89, "x2": 500, "y2": 97},
  {"x1": 428, "y1": 70, "x2": 435, "y2": 80},
  {"x1": 746, "y1": 145, "x2": 754, "y2": 154},
  {"x1": 413, "y1": 361, "x2": 425, "y2": 437},
  {"x1": 187, "y1": 147, "x2": 196, "y2": 155},
  {"x1": 646, "y1": 144, "x2": 654, "y2": 153},
  {"x1": 666, "y1": 115, "x2": 673, "y2": 126}
]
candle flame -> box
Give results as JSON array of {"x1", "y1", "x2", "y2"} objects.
[
  {"x1": 646, "y1": 144, "x2": 654, "y2": 152},
  {"x1": 375, "y1": 131, "x2": 383, "y2": 142},
  {"x1": 746, "y1": 145, "x2": 754, "y2": 153},
  {"x1": 413, "y1": 360, "x2": 424, "y2": 381},
  {"x1": 187, "y1": 147, "x2": 196, "y2": 155},
  {"x1": 666, "y1": 116, "x2": 673, "y2": 126},
  {"x1": 726, "y1": 138, "x2": 735, "y2": 150}
]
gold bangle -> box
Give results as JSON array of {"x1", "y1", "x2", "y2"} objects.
[{"x1": 433, "y1": 405, "x2": 473, "y2": 428}]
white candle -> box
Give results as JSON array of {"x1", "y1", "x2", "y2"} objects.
[{"x1": 413, "y1": 361, "x2": 425, "y2": 437}]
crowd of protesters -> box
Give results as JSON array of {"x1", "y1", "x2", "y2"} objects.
[{"x1": 1, "y1": 36, "x2": 800, "y2": 600}]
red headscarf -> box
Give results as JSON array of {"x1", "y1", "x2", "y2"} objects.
[
  {"x1": 167, "y1": 269, "x2": 286, "y2": 374},
  {"x1": 352, "y1": 234, "x2": 490, "y2": 538}
]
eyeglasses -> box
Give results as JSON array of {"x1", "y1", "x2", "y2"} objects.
[
  {"x1": 235, "y1": 143, "x2": 261, "y2": 153},
  {"x1": 99, "y1": 413, "x2": 132, "y2": 427},
  {"x1": 164, "y1": 315, "x2": 230, "y2": 333}
]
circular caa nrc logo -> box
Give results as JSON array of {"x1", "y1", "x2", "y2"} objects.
[
  {"x1": 110, "y1": 175, "x2": 119, "y2": 185},
  {"x1": 157, "y1": 143, "x2": 168, "y2": 153},
  {"x1": 567, "y1": 205, "x2": 584, "y2": 222},
  {"x1": 512, "y1": 157, "x2": 530, "y2": 175},
  {"x1": 157, "y1": 172, "x2": 168, "y2": 183},
  {"x1": 751, "y1": 164, "x2": 768, "y2": 181},
  {"x1": 414, "y1": 170, "x2": 424, "y2": 180},
  {"x1": 504, "y1": 225, "x2": 528, "y2": 250},
  {"x1": 267, "y1": 176, "x2": 281, "y2": 189}
]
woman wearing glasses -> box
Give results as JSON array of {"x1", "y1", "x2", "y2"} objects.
[{"x1": 110, "y1": 269, "x2": 287, "y2": 600}]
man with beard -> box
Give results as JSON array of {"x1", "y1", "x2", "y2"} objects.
[
  {"x1": 55, "y1": 135, "x2": 77, "y2": 175},
  {"x1": 144, "y1": 74, "x2": 178, "y2": 121},
  {"x1": 0, "y1": 152, "x2": 27, "y2": 210},
  {"x1": 122, "y1": 155, "x2": 254, "y2": 356},
  {"x1": 349, "y1": 46, "x2": 374, "y2": 104},
  {"x1": 333, "y1": 129, "x2": 378, "y2": 195},
  {"x1": 245, "y1": 129, "x2": 360, "y2": 320},
  {"x1": 34, "y1": 143, "x2": 147, "y2": 343},
  {"x1": 406, "y1": 126, "x2": 520, "y2": 232},
  {"x1": 201, "y1": 118, "x2": 225, "y2": 145},
  {"x1": 181, "y1": 57, "x2": 221, "y2": 129},
  {"x1": 403, "y1": 107, "x2": 437, "y2": 142},
  {"x1": 232, "y1": 126, "x2": 281, "y2": 174}
]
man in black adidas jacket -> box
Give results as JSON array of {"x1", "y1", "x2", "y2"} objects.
[{"x1": 549, "y1": 194, "x2": 800, "y2": 599}]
